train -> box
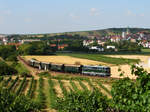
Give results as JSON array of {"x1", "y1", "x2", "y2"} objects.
[{"x1": 28, "y1": 59, "x2": 111, "y2": 77}]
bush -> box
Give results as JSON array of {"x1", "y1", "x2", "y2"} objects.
[
  {"x1": 0, "y1": 87, "x2": 41, "y2": 112},
  {"x1": 55, "y1": 90, "x2": 109, "y2": 112},
  {"x1": 111, "y1": 65, "x2": 150, "y2": 112},
  {"x1": 0, "y1": 61, "x2": 17, "y2": 76}
]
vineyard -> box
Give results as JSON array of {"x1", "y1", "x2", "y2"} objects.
[{"x1": 0, "y1": 73, "x2": 113, "y2": 112}]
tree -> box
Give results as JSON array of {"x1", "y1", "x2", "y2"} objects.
[
  {"x1": 18, "y1": 41, "x2": 55, "y2": 55},
  {"x1": 0, "y1": 45, "x2": 17, "y2": 61},
  {"x1": 0, "y1": 61, "x2": 17, "y2": 76}
]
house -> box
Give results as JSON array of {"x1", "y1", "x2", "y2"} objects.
[
  {"x1": 110, "y1": 36, "x2": 120, "y2": 42},
  {"x1": 21, "y1": 39, "x2": 41, "y2": 44},
  {"x1": 83, "y1": 40, "x2": 94, "y2": 46},
  {"x1": 58, "y1": 44, "x2": 68, "y2": 50},
  {"x1": 89, "y1": 46, "x2": 104, "y2": 52},
  {"x1": 130, "y1": 38, "x2": 136, "y2": 43},
  {"x1": 106, "y1": 45, "x2": 115, "y2": 49},
  {"x1": 50, "y1": 44, "x2": 57, "y2": 47}
]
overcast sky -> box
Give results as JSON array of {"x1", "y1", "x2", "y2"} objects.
[{"x1": 0, "y1": 0, "x2": 149, "y2": 34}]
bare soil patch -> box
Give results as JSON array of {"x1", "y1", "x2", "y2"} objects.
[{"x1": 106, "y1": 55, "x2": 150, "y2": 79}]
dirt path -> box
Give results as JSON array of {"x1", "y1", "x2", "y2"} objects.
[{"x1": 18, "y1": 56, "x2": 40, "y2": 79}]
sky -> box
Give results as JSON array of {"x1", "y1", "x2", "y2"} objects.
[{"x1": 0, "y1": 0, "x2": 149, "y2": 34}]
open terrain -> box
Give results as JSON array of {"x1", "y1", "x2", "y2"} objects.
[{"x1": 23, "y1": 54, "x2": 143, "y2": 79}]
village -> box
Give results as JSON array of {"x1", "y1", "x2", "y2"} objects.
[{"x1": 0, "y1": 28, "x2": 150, "y2": 52}]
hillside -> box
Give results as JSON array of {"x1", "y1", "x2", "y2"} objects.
[{"x1": 23, "y1": 28, "x2": 150, "y2": 38}]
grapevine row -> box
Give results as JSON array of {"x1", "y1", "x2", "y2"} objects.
[
  {"x1": 78, "y1": 80, "x2": 88, "y2": 91},
  {"x1": 37, "y1": 77, "x2": 46, "y2": 109},
  {"x1": 8, "y1": 77, "x2": 19, "y2": 91},
  {"x1": 69, "y1": 80, "x2": 79, "y2": 92},
  {"x1": 27, "y1": 77, "x2": 34, "y2": 97},
  {"x1": 96, "y1": 81, "x2": 111, "y2": 96},
  {"x1": 16, "y1": 76, "x2": 26, "y2": 95},
  {"x1": 58, "y1": 79, "x2": 67, "y2": 97},
  {"x1": 48, "y1": 78, "x2": 57, "y2": 108},
  {"x1": 3, "y1": 77, "x2": 12, "y2": 87}
]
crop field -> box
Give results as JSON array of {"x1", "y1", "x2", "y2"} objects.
[
  {"x1": 57, "y1": 53, "x2": 140, "y2": 65},
  {"x1": 0, "y1": 74, "x2": 113, "y2": 112},
  {"x1": 23, "y1": 56, "x2": 107, "y2": 66}
]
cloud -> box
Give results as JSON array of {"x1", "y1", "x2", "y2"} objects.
[
  {"x1": 90, "y1": 8, "x2": 100, "y2": 16},
  {"x1": 69, "y1": 13, "x2": 79, "y2": 19}
]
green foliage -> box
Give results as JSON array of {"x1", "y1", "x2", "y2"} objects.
[
  {"x1": 78, "y1": 80, "x2": 88, "y2": 91},
  {"x1": 48, "y1": 78, "x2": 57, "y2": 108},
  {"x1": 55, "y1": 90, "x2": 109, "y2": 112},
  {"x1": 86, "y1": 79, "x2": 97, "y2": 90},
  {"x1": 0, "y1": 76, "x2": 4, "y2": 82},
  {"x1": 3, "y1": 77, "x2": 12, "y2": 87},
  {"x1": 111, "y1": 65, "x2": 150, "y2": 112},
  {"x1": 64, "y1": 40, "x2": 89, "y2": 52},
  {"x1": 0, "y1": 45, "x2": 17, "y2": 61},
  {"x1": 104, "y1": 40, "x2": 141, "y2": 52},
  {"x1": 8, "y1": 77, "x2": 19, "y2": 91},
  {"x1": 15, "y1": 62, "x2": 30, "y2": 76},
  {"x1": 38, "y1": 72, "x2": 51, "y2": 78},
  {"x1": 27, "y1": 77, "x2": 34, "y2": 97},
  {"x1": 0, "y1": 61, "x2": 17, "y2": 76},
  {"x1": 16, "y1": 76, "x2": 26, "y2": 95},
  {"x1": 141, "y1": 48, "x2": 150, "y2": 53},
  {"x1": 37, "y1": 77, "x2": 46, "y2": 109},
  {"x1": 0, "y1": 87, "x2": 41, "y2": 112},
  {"x1": 58, "y1": 79, "x2": 68, "y2": 97},
  {"x1": 18, "y1": 41, "x2": 55, "y2": 55},
  {"x1": 69, "y1": 80, "x2": 79, "y2": 92},
  {"x1": 96, "y1": 81, "x2": 111, "y2": 96}
]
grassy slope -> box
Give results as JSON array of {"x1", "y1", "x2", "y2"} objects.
[
  {"x1": 57, "y1": 53, "x2": 140, "y2": 65},
  {"x1": 15, "y1": 62, "x2": 30, "y2": 75}
]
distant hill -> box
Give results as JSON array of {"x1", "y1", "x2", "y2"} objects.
[
  {"x1": 27, "y1": 28, "x2": 150, "y2": 38},
  {"x1": 5, "y1": 28, "x2": 150, "y2": 39}
]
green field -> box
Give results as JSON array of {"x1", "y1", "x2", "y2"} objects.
[
  {"x1": 57, "y1": 53, "x2": 140, "y2": 65},
  {"x1": 141, "y1": 48, "x2": 150, "y2": 53}
]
